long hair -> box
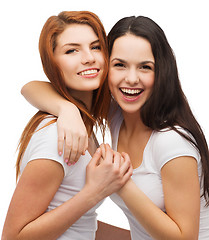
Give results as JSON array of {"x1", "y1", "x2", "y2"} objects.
[
  {"x1": 108, "y1": 16, "x2": 209, "y2": 205},
  {"x1": 16, "y1": 11, "x2": 110, "y2": 179}
]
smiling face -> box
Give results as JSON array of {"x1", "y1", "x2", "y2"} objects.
[
  {"x1": 54, "y1": 24, "x2": 105, "y2": 95},
  {"x1": 108, "y1": 34, "x2": 155, "y2": 115}
]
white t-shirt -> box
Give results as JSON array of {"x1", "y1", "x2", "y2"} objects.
[
  {"x1": 20, "y1": 117, "x2": 103, "y2": 240},
  {"x1": 109, "y1": 105, "x2": 209, "y2": 240}
]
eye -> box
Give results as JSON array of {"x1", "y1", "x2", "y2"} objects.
[
  {"x1": 114, "y1": 62, "x2": 125, "y2": 68},
  {"x1": 142, "y1": 65, "x2": 151, "y2": 70},
  {"x1": 92, "y1": 45, "x2": 101, "y2": 50},
  {"x1": 140, "y1": 64, "x2": 154, "y2": 71},
  {"x1": 65, "y1": 49, "x2": 77, "y2": 54}
]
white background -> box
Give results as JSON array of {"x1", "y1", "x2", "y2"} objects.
[{"x1": 1, "y1": 0, "x2": 209, "y2": 234}]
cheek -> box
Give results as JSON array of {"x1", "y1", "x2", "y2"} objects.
[
  {"x1": 107, "y1": 76, "x2": 113, "y2": 92},
  {"x1": 144, "y1": 73, "x2": 155, "y2": 89},
  {"x1": 57, "y1": 58, "x2": 73, "y2": 75},
  {"x1": 107, "y1": 70, "x2": 117, "y2": 91},
  {"x1": 97, "y1": 52, "x2": 105, "y2": 68}
]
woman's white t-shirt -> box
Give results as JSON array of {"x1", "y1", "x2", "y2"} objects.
[
  {"x1": 20, "y1": 117, "x2": 103, "y2": 240},
  {"x1": 109, "y1": 105, "x2": 209, "y2": 240}
]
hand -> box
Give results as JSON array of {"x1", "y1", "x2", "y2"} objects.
[
  {"x1": 85, "y1": 145, "x2": 133, "y2": 201},
  {"x1": 100, "y1": 143, "x2": 125, "y2": 167},
  {"x1": 57, "y1": 104, "x2": 88, "y2": 165}
]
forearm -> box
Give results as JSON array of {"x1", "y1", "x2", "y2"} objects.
[
  {"x1": 118, "y1": 180, "x2": 196, "y2": 240},
  {"x1": 21, "y1": 81, "x2": 76, "y2": 117},
  {"x1": 5, "y1": 187, "x2": 101, "y2": 240}
]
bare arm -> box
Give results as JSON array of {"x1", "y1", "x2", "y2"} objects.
[
  {"x1": 118, "y1": 154, "x2": 200, "y2": 240},
  {"x1": 2, "y1": 146, "x2": 133, "y2": 240},
  {"x1": 21, "y1": 81, "x2": 88, "y2": 163},
  {"x1": 2, "y1": 159, "x2": 95, "y2": 240}
]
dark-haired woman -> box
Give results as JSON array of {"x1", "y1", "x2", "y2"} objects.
[{"x1": 21, "y1": 16, "x2": 209, "y2": 239}]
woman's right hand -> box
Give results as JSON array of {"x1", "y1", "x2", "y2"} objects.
[
  {"x1": 57, "y1": 103, "x2": 88, "y2": 165},
  {"x1": 85, "y1": 144, "x2": 133, "y2": 201}
]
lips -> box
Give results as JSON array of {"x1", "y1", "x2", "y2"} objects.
[
  {"x1": 118, "y1": 87, "x2": 144, "y2": 102},
  {"x1": 120, "y1": 87, "x2": 144, "y2": 96},
  {"x1": 78, "y1": 68, "x2": 99, "y2": 76}
]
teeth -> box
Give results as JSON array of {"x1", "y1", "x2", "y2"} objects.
[
  {"x1": 79, "y1": 69, "x2": 98, "y2": 76},
  {"x1": 120, "y1": 88, "x2": 142, "y2": 95}
]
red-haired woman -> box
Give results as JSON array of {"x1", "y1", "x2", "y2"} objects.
[{"x1": 1, "y1": 11, "x2": 132, "y2": 240}]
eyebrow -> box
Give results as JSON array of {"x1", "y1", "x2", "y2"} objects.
[
  {"x1": 111, "y1": 58, "x2": 155, "y2": 65},
  {"x1": 62, "y1": 39, "x2": 100, "y2": 48},
  {"x1": 111, "y1": 58, "x2": 126, "y2": 63}
]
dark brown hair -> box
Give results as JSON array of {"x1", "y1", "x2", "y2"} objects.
[{"x1": 108, "y1": 16, "x2": 209, "y2": 205}]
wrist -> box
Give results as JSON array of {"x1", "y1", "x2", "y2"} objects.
[
  {"x1": 81, "y1": 185, "x2": 103, "y2": 206},
  {"x1": 58, "y1": 101, "x2": 80, "y2": 117},
  {"x1": 117, "y1": 179, "x2": 134, "y2": 197}
]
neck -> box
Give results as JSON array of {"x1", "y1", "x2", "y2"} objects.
[
  {"x1": 122, "y1": 110, "x2": 151, "y2": 136},
  {"x1": 68, "y1": 89, "x2": 93, "y2": 111}
]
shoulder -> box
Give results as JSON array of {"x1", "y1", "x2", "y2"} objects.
[
  {"x1": 21, "y1": 116, "x2": 70, "y2": 176},
  {"x1": 152, "y1": 127, "x2": 195, "y2": 148},
  {"x1": 151, "y1": 127, "x2": 200, "y2": 170},
  {"x1": 27, "y1": 117, "x2": 59, "y2": 152},
  {"x1": 34, "y1": 116, "x2": 58, "y2": 137}
]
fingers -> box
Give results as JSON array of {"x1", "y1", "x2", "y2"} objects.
[
  {"x1": 103, "y1": 144, "x2": 114, "y2": 164},
  {"x1": 82, "y1": 136, "x2": 88, "y2": 155},
  {"x1": 88, "y1": 148, "x2": 102, "y2": 167},
  {"x1": 120, "y1": 152, "x2": 133, "y2": 178},
  {"x1": 99, "y1": 143, "x2": 106, "y2": 160},
  {"x1": 56, "y1": 114, "x2": 88, "y2": 166},
  {"x1": 70, "y1": 134, "x2": 87, "y2": 163},
  {"x1": 100, "y1": 144, "x2": 126, "y2": 169},
  {"x1": 112, "y1": 151, "x2": 121, "y2": 169},
  {"x1": 57, "y1": 128, "x2": 65, "y2": 156},
  {"x1": 58, "y1": 129, "x2": 88, "y2": 166},
  {"x1": 63, "y1": 134, "x2": 73, "y2": 164},
  {"x1": 68, "y1": 134, "x2": 79, "y2": 164},
  {"x1": 89, "y1": 144, "x2": 132, "y2": 188},
  {"x1": 65, "y1": 134, "x2": 88, "y2": 165}
]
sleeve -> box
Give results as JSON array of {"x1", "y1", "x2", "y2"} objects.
[
  {"x1": 22, "y1": 118, "x2": 70, "y2": 176},
  {"x1": 152, "y1": 128, "x2": 200, "y2": 171}
]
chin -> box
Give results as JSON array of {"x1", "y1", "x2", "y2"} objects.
[
  {"x1": 87, "y1": 83, "x2": 101, "y2": 91},
  {"x1": 119, "y1": 105, "x2": 141, "y2": 115}
]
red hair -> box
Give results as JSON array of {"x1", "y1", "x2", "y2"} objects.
[{"x1": 16, "y1": 11, "x2": 111, "y2": 179}]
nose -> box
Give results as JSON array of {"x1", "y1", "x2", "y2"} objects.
[
  {"x1": 125, "y1": 69, "x2": 139, "y2": 85},
  {"x1": 81, "y1": 49, "x2": 95, "y2": 65}
]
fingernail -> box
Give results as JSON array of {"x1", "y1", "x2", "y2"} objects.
[
  {"x1": 72, "y1": 162, "x2": 76, "y2": 165},
  {"x1": 65, "y1": 159, "x2": 68, "y2": 163},
  {"x1": 68, "y1": 163, "x2": 72, "y2": 166},
  {"x1": 59, "y1": 152, "x2": 62, "y2": 156}
]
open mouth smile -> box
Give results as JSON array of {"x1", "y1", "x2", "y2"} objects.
[
  {"x1": 119, "y1": 87, "x2": 144, "y2": 102},
  {"x1": 120, "y1": 87, "x2": 144, "y2": 96},
  {"x1": 78, "y1": 68, "x2": 99, "y2": 76}
]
